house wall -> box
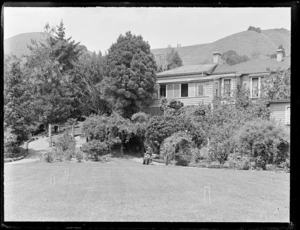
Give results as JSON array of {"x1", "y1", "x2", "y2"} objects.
[
  {"x1": 151, "y1": 80, "x2": 214, "y2": 107},
  {"x1": 269, "y1": 102, "x2": 290, "y2": 126}
]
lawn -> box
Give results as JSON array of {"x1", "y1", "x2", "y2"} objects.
[{"x1": 4, "y1": 158, "x2": 289, "y2": 222}]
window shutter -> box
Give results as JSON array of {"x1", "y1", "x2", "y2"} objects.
[
  {"x1": 188, "y1": 83, "x2": 195, "y2": 97},
  {"x1": 166, "y1": 84, "x2": 174, "y2": 98},
  {"x1": 174, "y1": 84, "x2": 180, "y2": 98}
]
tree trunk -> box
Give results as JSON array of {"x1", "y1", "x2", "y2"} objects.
[{"x1": 49, "y1": 123, "x2": 52, "y2": 147}]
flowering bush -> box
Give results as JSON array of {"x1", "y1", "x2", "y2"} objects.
[{"x1": 235, "y1": 119, "x2": 290, "y2": 169}]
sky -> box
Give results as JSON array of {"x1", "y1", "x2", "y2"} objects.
[{"x1": 4, "y1": 7, "x2": 291, "y2": 53}]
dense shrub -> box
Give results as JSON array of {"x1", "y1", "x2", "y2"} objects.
[
  {"x1": 160, "y1": 98, "x2": 184, "y2": 116},
  {"x1": 82, "y1": 114, "x2": 109, "y2": 141},
  {"x1": 145, "y1": 116, "x2": 182, "y2": 154},
  {"x1": 52, "y1": 132, "x2": 76, "y2": 161},
  {"x1": 235, "y1": 119, "x2": 290, "y2": 169},
  {"x1": 55, "y1": 132, "x2": 76, "y2": 152},
  {"x1": 43, "y1": 151, "x2": 55, "y2": 163},
  {"x1": 4, "y1": 145, "x2": 26, "y2": 158},
  {"x1": 75, "y1": 150, "x2": 85, "y2": 162},
  {"x1": 160, "y1": 131, "x2": 192, "y2": 165},
  {"x1": 81, "y1": 140, "x2": 109, "y2": 161},
  {"x1": 175, "y1": 158, "x2": 189, "y2": 166},
  {"x1": 4, "y1": 127, "x2": 26, "y2": 158},
  {"x1": 131, "y1": 112, "x2": 150, "y2": 153}
]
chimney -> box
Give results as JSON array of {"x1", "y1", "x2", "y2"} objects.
[
  {"x1": 276, "y1": 49, "x2": 284, "y2": 62},
  {"x1": 213, "y1": 52, "x2": 221, "y2": 64}
]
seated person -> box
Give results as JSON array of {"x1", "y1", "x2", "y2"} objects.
[{"x1": 143, "y1": 147, "x2": 152, "y2": 165}]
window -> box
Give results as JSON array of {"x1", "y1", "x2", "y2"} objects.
[
  {"x1": 214, "y1": 81, "x2": 219, "y2": 97},
  {"x1": 251, "y1": 78, "x2": 259, "y2": 98},
  {"x1": 285, "y1": 106, "x2": 290, "y2": 125},
  {"x1": 159, "y1": 84, "x2": 166, "y2": 98},
  {"x1": 196, "y1": 83, "x2": 204, "y2": 96},
  {"x1": 181, "y1": 84, "x2": 188, "y2": 97},
  {"x1": 166, "y1": 84, "x2": 180, "y2": 98},
  {"x1": 224, "y1": 79, "x2": 231, "y2": 96}
]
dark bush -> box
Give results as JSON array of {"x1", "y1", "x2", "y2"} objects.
[
  {"x1": 145, "y1": 116, "x2": 182, "y2": 154},
  {"x1": 175, "y1": 158, "x2": 189, "y2": 166},
  {"x1": 81, "y1": 140, "x2": 109, "y2": 161}
]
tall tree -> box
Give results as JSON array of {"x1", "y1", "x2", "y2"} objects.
[
  {"x1": 72, "y1": 50, "x2": 111, "y2": 115},
  {"x1": 4, "y1": 55, "x2": 37, "y2": 142},
  {"x1": 102, "y1": 31, "x2": 157, "y2": 118},
  {"x1": 24, "y1": 22, "x2": 82, "y2": 135}
]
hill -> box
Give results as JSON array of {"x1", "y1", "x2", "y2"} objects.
[
  {"x1": 151, "y1": 28, "x2": 290, "y2": 65},
  {"x1": 4, "y1": 32, "x2": 93, "y2": 57},
  {"x1": 5, "y1": 28, "x2": 290, "y2": 65},
  {"x1": 4, "y1": 32, "x2": 45, "y2": 57}
]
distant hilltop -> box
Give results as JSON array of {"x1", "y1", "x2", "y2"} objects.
[
  {"x1": 4, "y1": 28, "x2": 290, "y2": 65},
  {"x1": 151, "y1": 28, "x2": 290, "y2": 65}
]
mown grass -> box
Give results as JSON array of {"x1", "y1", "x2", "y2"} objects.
[{"x1": 4, "y1": 158, "x2": 289, "y2": 222}]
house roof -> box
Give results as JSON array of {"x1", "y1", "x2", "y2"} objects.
[
  {"x1": 155, "y1": 56, "x2": 290, "y2": 78},
  {"x1": 156, "y1": 64, "x2": 216, "y2": 77},
  {"x1": 212, "y1": 56, "x2": 290, "y2": 75}
]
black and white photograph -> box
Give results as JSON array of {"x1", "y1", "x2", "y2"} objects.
[{"x1": 3, "y1": 5, "x2": 291, "y2": 223}]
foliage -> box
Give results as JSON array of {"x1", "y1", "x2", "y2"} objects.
[
  {"x1": 234, "y1": 119, "x2": 290, "y2": 169},
  {"x1": 131, "y1": 112, "x2": 150, "y2": 153},
  {"x1": 4, "y1": 127, "x2": 18, "y2": 149},
  {"x1": 71, "y1": 50, "x2": 111, "y2": 116},
  {"x1": 52, "y1": 132, "x2": 76, "y2": 161},
  {"x1": 4, "y1": 56, "x2": 37, "y2": 143},
  {"x1": 166, "y1": 48, "x2": 183, "y2": 70},
  {"x1": 221, "y1": 50, "x2": 250, "y2": 66},
  {"x1": 225, "y1": 155, "x2": 251, "y2": 170},
  {"x1": 81, "y1": 140, "x2": 109, "y2": 161},
  {"x1": 261, "y1": 69, "x2": 290, "y2": 100},
  {"x1": 160, "y1": 131, "x2": 192, "y2": 165},
  {"x1": 54, "y1": 132, "x2": 76, "y2": 152},
  {"x1": 75, "y1": 150, "x2": 85, "y2": 162},
  {"x1": 82, "y1": 112, "x2": 134, "y2": 154},
  {"x1": 102, "y1": 31, "x2": 157, "y2": 118},
  {"x1": 81, "y1": 114, "x2": 110, "y2": 142},
  {"x1": 160, "y1": 98, "x2": 184, "y2": 116},
  {"x1": 23, "y1": 21, "x2": 82, "y2": 126},
  {"x1": 43, "y1": 151, "x2": 55, "y2": 163},
  {"x1": 106, "y1": 112, "x2": 134, "y2": 149},
  {"x1": 175, "y1": 159, "x2": 189, "y2": 166},
  {"x1": 247, "y1": 26, "x2": 261, "y2": 33},
  {"x1": 145, "y1": 116, "x2": 183, "y2": 154}
]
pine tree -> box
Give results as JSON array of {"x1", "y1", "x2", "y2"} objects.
[{"x1": 102, "y1": 31, "x2": 157, "y2": 118}]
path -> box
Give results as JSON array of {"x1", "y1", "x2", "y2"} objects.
[{"x1": 5, "y1": 135, "x2": 86, "y2": 165}]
